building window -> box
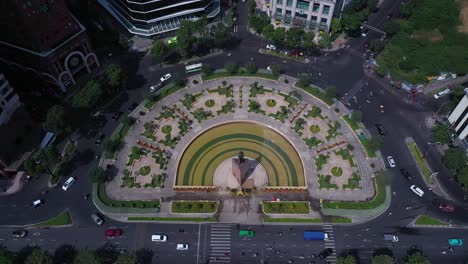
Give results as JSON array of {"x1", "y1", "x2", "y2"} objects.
[
  {"x1": 276, "y1": 8, "x2": 282, "y2": 14},
  {"x1": 286, "y1": 0, "x2": 293, "y2": 6},
  {"x1": 296, "y1": 11, "x2": 307, "y2": 18},
  {"x1": 285, "y1": 10, "x2": 292, "y2": 16},
  {"x1": 323, "y1": 5, "x2": 330, "y2": 15},
  {"x1": 4, "y1": 91, "x2": 15, "y2": 102},
  {"x1": 277, "y1": 0, "x2": 283, "y2": 4},
  {"x1": 311, "y1": 15, "x2": 318, "y2": 22},
  {"x1": 296, "y1": 0, "x2": 310, "y2": 10},
  {"x1": 321, "y1": 18, "x2": 328, "y2": 23},
  {"x1": 313, "y1": 3, "x2": 320, "y2": 12}
]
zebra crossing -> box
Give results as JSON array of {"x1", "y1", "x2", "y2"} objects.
[
  {"x1": 339, "y1": 78, "x2": 367, "y2": 105},
  {"x1": 207, "y1": 224, "x2": 232, "y2": 263},
  {"x1": 323, "y1": 224, "x2": 337, "y2": 263}
]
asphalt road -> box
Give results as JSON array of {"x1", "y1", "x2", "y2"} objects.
[{"x1": 1, "y1": 0, "x2": 468, "y2": 262}]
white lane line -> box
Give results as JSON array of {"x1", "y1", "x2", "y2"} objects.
[{"x1": 196, "y1": 224, "x2": 201, "y2": 264}]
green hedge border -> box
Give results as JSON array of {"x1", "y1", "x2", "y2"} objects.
[
  {"x1": 97, "y1": 183, "x2": 160, "y2": 209},
  {"x1": 407, "y1": 141, "x2": 433, "y2": 184},
  {"x1": 203, "y1": 69, "x2": 278, "y2": 81},
  {"x1": 128, "y1": 216, "x2": 217, "y2": 222},
  {"x1": 264, "y1": 217, "x2": 323, "y2": 223},
  {"x1": 342, "y1": 116, "x2": 377, "y2": 158},
  {"x1": 322, "y1": 175, "x2": 385, "y2": 209},
  {"x1": 295, "y1": 83, "x2": 335, "y2": 106},
  {"x1": 263, "y1": 201, "x2": 310, "y2": 214},
  {"x1": 171, "y1": 201, "x2": 218, "y2": 213}
]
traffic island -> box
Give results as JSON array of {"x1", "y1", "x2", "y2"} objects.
[
  {"x1": 27, "y1": 210, "x2": 72, "y2": 228},
  {"x1": 412, "y1": 215, "x2": 449, "y2": 227},
  {"x1": 405, "y1": 138, "x2": 434, "y2": 185}
]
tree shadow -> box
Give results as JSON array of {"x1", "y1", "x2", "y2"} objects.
[
  {"x1": 95, "y1": 243, "x2": 119, "y2": 264},
  {"x1": 135, "y1": 248, "x2": 154, "y2": 264},
  {"x1": 15, "y1": 245, "x2": 39, "y2": 264},
  {"x1": 53, "y1": 244, "x2": 77, "y2": 264}
]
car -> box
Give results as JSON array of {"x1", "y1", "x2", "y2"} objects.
[
  {"x1": 95, "y1": 133, "x2": 104, "y2": 145},
  {"x1": 91, "y1": 213, "x2": 104, "y2": 226},
  {"x1": 318, "y1": 248, "x2": 333, "y2": 259},
  {"x1": 32, "y1": 199, "x2": 43, "y2": 208},
  {"x1": 266, "y1": 44, "x2": 276, "y2": 50},
  {"x1": 387, "y1": 156, "x2": 396, "y2": 168},
  {"x1": 433, "y1": 89, "x2": 451, "y2": 99},
  {"x1": 12, "y1": 230, "x2": 28, "y2": 238},
  {"x1": 112, "y1": 111, "x2": 122, "y2": 120},
  {"x1": 410, "y1": 185, "x2": 424, "y2": 197},
  {"x1": 290, "y1": 50, "x2": 304, "y2": 57},
  {"x1": 361, "y1": 29, "x2": 368, "y2": 37},
  {"x1": 448, "y1": 238, "x2": 463, "y2": 246},
  {"x1": 376, "y1": 124, "x2": 386, "y2": 136},
  {"x1": 160, "y1": 73, "x2": 172, "y2": 82},
  {"x1": 62, "y1": 177, "x2": 76, "y2": 191},
  {"x1": 105, "y1": 228, "x2": 122, "y2": 238},
  {"x1": 439, "y1": 203, "x2": 455, "y2": 212},
  {"x1": 400, "y1": 169, "x2": 412, "y2": 181},
  {"x1": 176, "y1": 243, "x2": 189, "y2": 250},
  {"x1": 128, "y1": 102, "x2": 138, "y2": 112},
  {"x1": 149, "y1": 83, "x2": 163, "y2": 93},
  {"x1": 386, "y1": 13, "x2": 393, "y2": 19},
  {"x1": 151, "y1": 234, "x2": 167, "y2": 242},
  {"x1": 267, "y1": 66, "x2": 272, "y2": 71}
]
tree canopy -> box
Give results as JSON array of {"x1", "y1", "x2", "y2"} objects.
[
  {"x1": 72, "y1": 80, "x2": 102, "y2": 108},
  {"x1": 405, "y1": 251, "x2": 431, "y2": 264},
  {"x1": 431, "y1": 123, "x2": 452, "y2": 144},
  {"x1": 106, "y1": 64, "x2": 126, "y2": 92},
  {"x1": 25, "y1": 249, "x2": 52, "y2": 264},
  {"x1": 336, "y1": 255, "x2": 357, "y2": 264},
  {"x1": 150, "y1": 40, "x2": 168, "y2": 60},
  {"x1": 89, "y1": 167, "x2": 106, "y2": 183},
  {"x1": 442, "y1": 147, "x2": 468, "y2": 173},
  {"x1": 372, "y1": 255, "x2": 395, "y2": 264},
  {"x1": 73, "y1": 249, "x2": 100, "y2": 264},
  {"x1": 44, "y1": 105, "x2": 67, "y2": 135}
]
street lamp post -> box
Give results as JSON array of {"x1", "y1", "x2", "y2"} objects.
[{"x1": 423, "y1": 142, "x2": 439, "y2": 159}]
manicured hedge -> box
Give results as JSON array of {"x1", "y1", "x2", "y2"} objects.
[
  {"x1": 322, "y1": 175, "x2": 386, "y2": 209},
  {"x1": 171, "y1": 201, "x2": 218, "y2": 213},
  {"x1": 97, "y1": 184, "x2": 160, "y2": 208},
  {"x1": 296, "y1": 84, "x2": 334, "y2": 106},
  {"x1": 263, "y1": 201, "x2": 310, "y2": 214},
  {"x1": 128, "y1": 216, "x2": 216, "y2": 222},
  {"x1": 264, "y1": 217, "x2": 323, "y2": 223}
]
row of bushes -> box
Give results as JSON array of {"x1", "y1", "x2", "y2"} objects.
[
  {"x1": 128, "y1": 216, "x2": 216, "y2": 222},
  {"x1": 97, "y1": 184, "x2": 160, "y2": 209},
  {"x1": 322, "y1": 175, "x2": 386, "y2": 209},
  {"x1": 203, "y1": 68, "x2": 277, "y2": 81},
  {"x1": 144, "y1": 83, "x2": 185, "y2": 109},
  {"x1": 296, "y1": 83, "x2": 335, "y2": 106},
  {"x1": 263, "y1": 201, "x2": 310, "y2": 214},
  {"x1": 171, "y1": 201, "x2": 218, "y2": 213}
]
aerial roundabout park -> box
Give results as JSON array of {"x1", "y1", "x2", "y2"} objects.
[{"x1": 98, "y1": 73, "x2": 382, "y2": 222}]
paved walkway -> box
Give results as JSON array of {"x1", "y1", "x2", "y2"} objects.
[{"x1": 100, "y1": 75, "x2": 381, "y2": 222}]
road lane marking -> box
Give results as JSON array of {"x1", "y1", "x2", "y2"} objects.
[{"x1": 196, "y1": 224, "x2": 201, "y2": 264}]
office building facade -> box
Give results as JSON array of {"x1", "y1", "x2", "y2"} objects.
[
  {"x1": 0, "y1": 0, "x2": 99, "y2": 92},
  {"x1": 269, "y1": 0, "x2": 336, "y2": 32},
  {"x1": 0, "y1": 73, "x2": 20, "y2": 127},
  {"x1": 98, "y1": 0, "x2": 221, "y2": 37},
  {"x1": 448, "y1": 89, "x2": 468, "y2": 140}
]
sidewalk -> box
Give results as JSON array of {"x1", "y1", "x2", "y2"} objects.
[{"x1": 421, "y1": 75, "x2": 468, "y2": 95}]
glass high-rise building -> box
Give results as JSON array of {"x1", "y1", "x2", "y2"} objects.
[{"x1": 98, "y1": 0, "x2": 221, "y2": 37}]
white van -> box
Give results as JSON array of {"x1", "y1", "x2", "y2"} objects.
[
  {"x1": 62, "y1": 177, "x2": 76, "y2": 191},
  {"x1": 151, "y1": 234, "x2": 167, "y2": 242}
]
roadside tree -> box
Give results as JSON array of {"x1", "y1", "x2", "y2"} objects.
[
  {"x1": 74, "y1": 249, "x2": 100, "y2": 264},
  {"x1": 44, "y1": 105, "x2": 67, "y2": 135},
  {"x1": 25, "y1": 249, "x2": 52, "y2": 264},
  {"x1": 336, "y1": 255, "x2": 357, "y2": 264},
  {"x1": 270, "y1": 64, "x2": 281, "y2": 77},
  {"x1": 89, "y1": 167, "x2": 106, "y2": 183},
  {"x1": 285, "y1": 28, "x2": 304, "y2": 49},
  {"x1": 202, "y1": 64, "x2": 214, "y2": 76},
  {"x1": 368, "y1": 137, "x2": 384, "y2": 153},
  {"x1": 72, "y1": 80, "x2": 102, "y2": 108},
  {"x1": 372, "y1": 255, "x2": 395, "y2": 264},
  {"x1": 297, "y1": 73, "x2": 311, "y2": 87},
  {"x1": 103, "y1": 139, "x2": 120, "y2": 154},
  {"x1": 404, "y1": 251, "x2": 431, "y2": 264},
  {"x1": 225, "y1": 63, "x2": 239, "y2": 74},
  {"x1": 0, "y1": 248, "x2": 15, "y2": 264},
  {"x1": 442, "y1": 147, "x2": 468, "y2": 173},
  {"x1": 106, "y1": 64, "x2": 127, "y2": 93},
  {"x1": 150, "y1": 40, "x2": 168, "y2": 60},
  {"x1": 431, "y1": 123, "x2": 452, "y2": 144},
  {"x1": 331, "y1": 18, "x2": 342, "y2": 34},
  {"x1": 270, "y1": 27, "x2": 286, "y2": 46},
  {"x1": 115, "y1": 254, "x2": 135, "y2": 264},
  {"x1": 351, "y1": 111, "x2": 363, "y2": 122},
  {"x1": 326, "y1": 86, "x2": 337, "y2": 100},
  {"x1": 245, "y1": 62, "x2": 257, "y2": 74},
  {"x1": 457, "y1": 166, "x2": 468, "y2": 191}
]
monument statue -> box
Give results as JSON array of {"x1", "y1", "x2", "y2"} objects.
[{"x1": 232, "y1": 151, "x2": 250, "y2": 186}]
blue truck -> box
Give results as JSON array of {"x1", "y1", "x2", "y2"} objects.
[{"x1": 303, "y1": 231, "x2": 329, "y2": 241}]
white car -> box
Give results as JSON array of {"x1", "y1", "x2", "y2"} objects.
[
  {"x1": 410, "y1": 185, "x2": 424, "y2": 197},
  {"x1": 151, "y1": 234, "x2": 167, "y2": 242},
  {"x1": 149, "y1": 83, "x2": 163, "y2": 93},
  {"x1": 62, "y1": 177, "x2": 76, "y2": 191},
  {"x1": 160, "y1": 73, "x2": 172, "y2": 82},
  {"x1": 387, "y1": 156, "x2": 396, "y2": 168},
  {"x1": 32, "y1": 199, "x2": 43, "y2": 208},
  {"x1": 267, "y1": 66, "x2": 272, "y2": 71},
  {"x1": 266, "y1": 44, "x2": 276, "y2": 50},
  {"x1": 433, "y1": 89, "x2": 451, "y2": 99},
  {"x1": 176, "y1": 243, "x2": 189, "y2": 250}
]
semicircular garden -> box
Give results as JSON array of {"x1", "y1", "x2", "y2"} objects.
[{"x1": 177, "y1": 122, "x2": 305, "y2": 187}]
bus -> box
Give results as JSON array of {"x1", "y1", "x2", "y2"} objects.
[{"x1": 185, "y1": 63, "x2": 203, "y2": 74}]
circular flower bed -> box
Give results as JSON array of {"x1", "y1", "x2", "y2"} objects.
[
  {"x1": 309, "y1": 124, "x2": 320, "y2": 134},
  {"x1": 139, "y1": 166, "x2": 151, "y2": 176},
  {"x1": 331, "y1": 167, "x2": 343, "y2": 177},
  {"x1": 266, "y1": 99, "x2": 277, "y2": 107},
  {"x1": 161, "y1": 125, "x2": 172, "y2": 134},
  {"x1": 205, "y1": 99, "x2": 215, "y2": 108}
]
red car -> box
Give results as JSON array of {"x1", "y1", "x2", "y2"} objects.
[
  {"x1": 439, "y1": 203, "x2": 455, "y2": 212},
  {"x1": 105, "y1": 228, "x2": 122, "y2": 238}
]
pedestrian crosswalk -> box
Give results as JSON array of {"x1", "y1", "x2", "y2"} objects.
[
  {"x1": 323, "y1": 224, "x2": 337, "y2": 263},
  {"x1": 339, "y1": 78, "x2": 367, "y2": 105},
  {"x1": 207, "y1": 224, "x2": 232, "y2": 263}
]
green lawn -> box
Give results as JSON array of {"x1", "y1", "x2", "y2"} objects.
[
  {"x1": 203, "y1": 69, "x2": 277, "y2": 81},
  {"x1": 407, "y1": 141, "x2": 433, "y2": 184},
  {"x1": 263, "y1": 201, "x2": 310, "y2": 214},
  {"x1": 318, "y1": 175, "x2": 339, "y2": 189},
  {"x1": 342, "y1": 115, "x2": 360, "y2": 130},
  {"x1": 171, "y1": 201, "x2": 218, "y2": 213},
  {"x1": 128, "y1": 216, "x2": 217, "y2": 222},
  {"x1": 30, "y1": 210, "x2": 72, "y2": 227},
  {"x1": 323, "y1": 174, "x2": 386, "y2": 209},
  {"x1": 144, "y1": 84, "x2": 185, "y2": 109},
  {"x1": 97, "y1": 184, "x2": 160, "y2": 209},
  {"x1": 331, "y1": 217, "x2": 352, "y2": 223},
  {"x1": 296, "y1": 84, "x2": 335, "y2": 106},
  {"x1": 264, "y1": 217, "x2": 323, "y2": 223},
  {"x1": 414, "y1": 215, "x2": 448, "y2": 226}
]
